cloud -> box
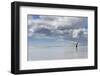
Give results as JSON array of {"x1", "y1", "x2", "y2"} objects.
[
  {"x1": 28, "y1": 15, "x2": 85, "y2": 29},
  {"x1": 28, "y1": 15, "x2": 88, "y2": 42}
]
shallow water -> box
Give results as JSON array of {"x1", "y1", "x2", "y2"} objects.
[{"x1": 27, "y1": 45, "x2": 88, "y2": 61}]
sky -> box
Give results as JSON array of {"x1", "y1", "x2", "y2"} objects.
[{"x1": 27, "y1": 15, "x2": 88, "y2": 46}]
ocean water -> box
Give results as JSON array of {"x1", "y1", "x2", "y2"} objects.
[{"x1": 27, "y1": 43, "x2": 88, "y2": 61}]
